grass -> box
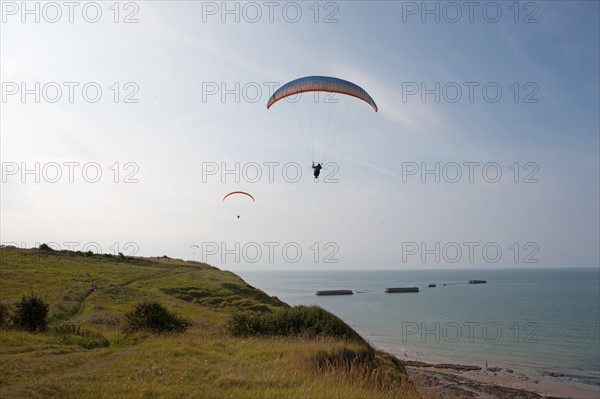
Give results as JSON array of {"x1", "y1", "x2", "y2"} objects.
[
  {"x1": 0, "y1": 247, "x2": 423, "y2": 398},
  {"x1": 226, "y1": 305, "x2": 365, "y2": 341},
  {"x1": 51, "y1": 323, "x2": 110, "y2": 349}
]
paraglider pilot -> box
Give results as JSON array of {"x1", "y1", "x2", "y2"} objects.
[{"x1": 312, "y1": 162, "x2": 323, "y2": 179}]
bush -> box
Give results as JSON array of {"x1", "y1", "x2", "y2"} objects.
[
  {"x1": 226, "y1": 305, "x2": 364, "y2": 342},
  {"x1": 38, "y1": 243, "x2": 54, "y2": 251},
  {"x1": 0, "y1": 303, "x2": 9, "y2": 328},
  {"x1": 12, "y1": 291, "x2": 49, "y2": 332},
  {"x1": 123, "y1": 302, "x2": 191, "y2": 334}
]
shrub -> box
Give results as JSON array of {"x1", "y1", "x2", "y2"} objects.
[
  {"x1": 226, "y1": 305, "x2": 364, "y2": 342},
  {"x1": 38, "y1": 243, "x2": 54, "y2": 252},
  {"x1": 11, "y1": 291, "x2": 49, "y2": 332},
  {"x1": 123, "y1": 302, "x2": 191, "y2": 333}
]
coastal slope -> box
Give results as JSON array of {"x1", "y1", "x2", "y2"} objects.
[{"x1": 0, "y1": 247, "x2": 415, "y2": 398}]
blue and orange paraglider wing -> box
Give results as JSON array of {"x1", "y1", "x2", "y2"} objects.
[{"x1": 267, "y1": 76, "x2": 378, "y2": 112}]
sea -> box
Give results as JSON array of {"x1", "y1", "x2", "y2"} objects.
[{"x1": 237, "y1": 268, "x2": 600, "y2": 387}]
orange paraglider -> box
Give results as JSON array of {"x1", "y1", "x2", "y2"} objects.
[{"x1": 223, "y1": 191, "x2": 255, "y2": 219}]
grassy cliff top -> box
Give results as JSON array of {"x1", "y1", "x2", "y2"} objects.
[{"x1": 0, "y1": 247, "x2": 420, "y2": 398}]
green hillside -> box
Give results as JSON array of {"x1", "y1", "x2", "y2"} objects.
[{"x1": 0, "y1": 247, "x2": 420, "y2": 398}]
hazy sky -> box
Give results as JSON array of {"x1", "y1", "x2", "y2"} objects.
[{"x1": 1, "y1": 1, "x2": 598, "y2": 271}]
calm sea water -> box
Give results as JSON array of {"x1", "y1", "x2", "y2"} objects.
[{"x1": 237, "y1": 268, "x2": 600, "y2": 385}]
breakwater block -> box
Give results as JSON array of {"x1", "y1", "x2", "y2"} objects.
[
  {"x1": 468, "y1": 280, "x2": 487, "y2": 284},
  {"x1": 316, "y1": 290, "x2": 353, "y2": 296},
  {"x1": 385, "y1": 287, "x2": 419, "y2": 293}
]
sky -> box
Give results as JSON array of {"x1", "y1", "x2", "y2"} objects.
[{"x1": 1, "y1": 0, "x2": 599, "y2": 271}]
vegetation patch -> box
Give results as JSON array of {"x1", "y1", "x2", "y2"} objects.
[
  {"x1": 50, "y1": 291, "x2": 88, "y2": 322},
  {"x1": 0, "y1": 247, "x2": 419, "y2": 399},
  {"x1": 226, "y1": 305, "x2": 364, "y2": 342},
  {"x1": 123, "y1": 302, "x2": 192, "y2": 334},
  {"x1": 102, "y1": 286, "x2": 138, "y2": 303},
  {"x1": 161, "y1": 284, "x2": 282, "y2": 312},
  {"x1": 11, "y1": 291, "x2": 49, "y2": 332},
  {"x1": 35, "y1": 243, "x2": 156, "y2": 266},
  {"x1": 221, "y1": 282, "x2": 286, "y2": 307},
  {"x1": 0, "y1": 303, "x2": 9, "y2": 328},
  {"x1": 308, "y1": 346, "x2": 413, "y2": 393},
  {"x1": 52, "y1": 323, "x2": 110, "y2": 349},
  {"x1": 87, "y1": 311, "x2": 123, "y2": 326}
]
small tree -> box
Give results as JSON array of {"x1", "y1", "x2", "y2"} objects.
[
  {"x1": 124, "y1": 302, "x2": 191, "y2": 334},
  {"x1": 12, "y1": 291, "x2": 49, "y2": 332}
]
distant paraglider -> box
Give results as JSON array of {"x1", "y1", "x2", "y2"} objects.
[
  {"x1": 222, "y1": 191, "x2": 255, "y2": 202},
  {"x1": 223, "y1": 191, "x2": 255, "y2": 219}
]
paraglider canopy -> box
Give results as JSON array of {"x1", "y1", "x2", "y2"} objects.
[
  {"x1": 222, "y1": 191, "x2": 255, "y2": 202},
  {"x1": 266, "y1": 75, "x2": 378, "y2": 163},
  {"x1": 267, "y1": 76, "x2": 378, "y2": 112},
  {"x1": 223, "y1": 191, "x2": 255, "y2": 219}
]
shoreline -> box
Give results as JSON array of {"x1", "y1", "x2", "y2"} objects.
[
  {"x1": 238, "y1": 271, "x2": 599, "y2": 398},
  {"x1": 385, "y1": 349, "x2": 600, "y2": 398}
]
